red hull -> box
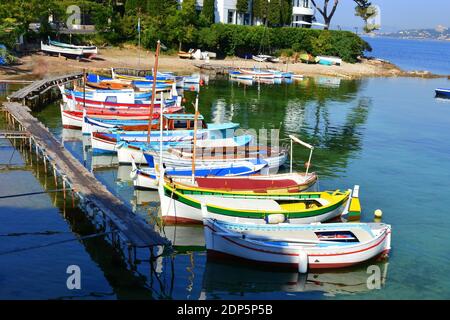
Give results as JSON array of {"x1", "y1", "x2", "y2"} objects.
[
  {"x1": 65, "y1": 93, "x2": 166, "y2": 108},
  {"x1": 65, "y1": 110, "x2": 161, "y2": 119},
  {"x1": 195, "y1": 176, "x2": 311, "y2": 192},
  {"x1": 73, "y1": 104, "x2": 183, "y2": 115}
]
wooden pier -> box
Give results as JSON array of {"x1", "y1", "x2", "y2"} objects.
[
  {"x1": 0, "y1": 130, "x2": 30, "y2": 139},
  {"x1": 2, "y1": 102, "x2": 170, "y2": 250},
  {"x1": 8, "y1": 72, "x2": 84, "y2": 107}
]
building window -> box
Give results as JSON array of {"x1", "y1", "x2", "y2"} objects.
[
  {"x1": 228, "y1": 10, "x2": 235, "y2": 24},
  {"x1": 244, "y1": 13, "x2": 250, "y2": 25},
  {"x1": 303, "y1": 0, "x2": 309, "y2": 8}
]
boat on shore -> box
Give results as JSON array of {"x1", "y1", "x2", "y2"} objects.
[
  {"x1": 316, "y1": 56, "x2": 342, "y2": 66},
  {"x1": 252, "y1": 55, "x2": 279, "y2": 63},
  {"x1": 48, "y1": 39, "x2": 98, "y2": 56},
  {"x1": 203, "y1": 218, "x2": 391, "y2": 272},
  {"x1": 41, "y1": 42, "x2": 85, "y2": 59}
]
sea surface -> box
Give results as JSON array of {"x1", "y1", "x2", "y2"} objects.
[
  {"x1": 2, "y1": 74, "x2": 450, "y2": 299},
  {"x1": 363, "y1": 36, "x2": 450, "y2": 75}
]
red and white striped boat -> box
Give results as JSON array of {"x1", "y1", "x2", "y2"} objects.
[
  {"x1": 191, "y1": 172, "x2": 318, "y2": 193},
  {"x1": 60, "y1": 104, "x2": 166, "y2": 129}
]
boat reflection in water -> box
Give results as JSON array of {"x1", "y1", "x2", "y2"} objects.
[
  {"x1": 161, "y1": 225, "x2": 205, "y2": 252},
  {"x1": 201, "y1": 259, "x2": 389, "y2": 298}
]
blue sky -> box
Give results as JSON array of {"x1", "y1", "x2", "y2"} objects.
[{"x1": 318, "y1": 0, "x2": 449, "y2": 32}]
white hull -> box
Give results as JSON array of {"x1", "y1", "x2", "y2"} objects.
[
  {"x1": 118, "y1": 144, "x2": 287, "y2": 168},
  {"x1": 204, "y1": 220, "x2": 391, "y2": 270},
  {"x1": 61, "y1": 109, "x2": 83, "y2": 129}
]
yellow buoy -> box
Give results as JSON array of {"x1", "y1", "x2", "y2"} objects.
[{"x1": 374, "y1": 209, "x2": 383, "y2": 218}]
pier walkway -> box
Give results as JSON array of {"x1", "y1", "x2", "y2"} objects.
[
  {"x1": 8, "y1": 72, "x2": 84, "y2": 104},
  {"x1": 2, "y1": 102, "x2": 170, "y2": 248}
]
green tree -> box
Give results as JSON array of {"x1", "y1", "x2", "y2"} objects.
[
  {"x1": 125, "y1": 0, "x2": 147, "y2": 14},
  {"x1": 267, "y1": 0, "x2": 281, "y2": 27},
  {"x1": 354, "y1": 0, "x2": 379, "y2": 33},
  {"x1": 252, "y1": 0, "x2": 269, "y2": 24},
  {"x1": 165, "y1": 0, "x2": 198, "y2": 50},
  {"x1": 201, "y1": 0, "x2": 215, "y2": 25},
  {"x1": 280, "y1": 0, "x2": 293, "y2": 26},
  {"x1": 236, "y1": 0, "x2": 249, "y2": 14}
]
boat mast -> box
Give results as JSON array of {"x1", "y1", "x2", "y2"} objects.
[
  {"x1": 147, "y1": 40, "x2": 161, "y2": 145},
  {"x1": 289, "y1": 135, "x2": 314, "y2": 175},
  {"x1": 159, "y1": 92, "x2": 164, "y2": 174},
  {"x1": 191, "y1": 95, "x2": 200, "y2": 184}
]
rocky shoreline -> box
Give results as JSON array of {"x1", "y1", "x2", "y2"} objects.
[{"x1": 0, "y1": 46, "x2": 447, "y2": 81}]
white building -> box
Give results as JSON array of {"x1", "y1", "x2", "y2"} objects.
[
  {"x1": 291, "y1": 0, "x2": 315, "y2": 27},
  {"x1": 178, "y1": 0, "x2": 314, "y2": 27}
]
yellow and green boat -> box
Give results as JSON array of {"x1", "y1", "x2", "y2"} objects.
[{"x1": 158, "y1": 180, "x2": 353, "y2": 224}]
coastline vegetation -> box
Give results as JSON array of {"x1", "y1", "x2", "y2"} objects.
[{"x1": 0, "y1": 0, "x2": 371, "y2": 63}]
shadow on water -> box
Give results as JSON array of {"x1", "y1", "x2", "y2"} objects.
[{"x1": 0, "y1": 133, "x2": 170, "y2": 299}]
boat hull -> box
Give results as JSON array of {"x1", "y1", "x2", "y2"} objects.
[
  {"x1": 436, "y1": 88, "x2": 450, "y2": 98},
  {"x1": 204, "y1": 220, "x2": 391, "y2": 270},
  {"x1": 158, "y1": 183, "x2": 349, "y2": 224}
]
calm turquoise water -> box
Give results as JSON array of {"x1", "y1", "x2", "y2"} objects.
[
  {"x1": 364, "y1": 36, "x2": 450, "y2": 75},
  {"x1": 2, "y1": 73, "x2": 450, "y2": 299}
]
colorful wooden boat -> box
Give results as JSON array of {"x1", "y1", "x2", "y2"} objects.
[
  {"x1": 88, "y1": 112, "x2": 206, "y2": 134},
  {"x1": 183, "y1": 172, "x2": 317, "y2": 193},
  {"x1": 41, "y1": 42, "x2": 84, "y2": 59},
  {"x1": 299, "y1": 53, "x2": 316, "y2": 64},
  {"x1": 157, "y1": 180, "x2": 352, "y2": 224},
  {"x1": 178, "y1": 50, "x2": 194, "y2": 59},
  {"x1": 62, "y1": 91, "x2": 177, "y2": 110},
  {"x1": 316, "y1": 56, "x2": 342, "y2": 66},
  {"x1": 48, "y1": 39, "x2": 98, "y2": 56},
  {"x1": 60, "y1": 104, "x2": 169, "y2": 129},
  {"x1": 89, "y1": 114, "x2": 238, "y2": 152},
  {"x1": 238, "y1": 68, "x2": 275, "y2": 79},
  {"x1": 203, "y1": 218, "x2": 391, "y2": 272},
  {"x1": 131, "y1": 157, "x2": 267, "y2": 190},
  {"x1": 229, "y1": 71, "x2": 254, "y2": 80},
  {"x1": 86, "y1": 80, "x2": 134, "y2": 90},
  {"x1": 435, "y1": 88, "x2": 450, "y2": 98}
]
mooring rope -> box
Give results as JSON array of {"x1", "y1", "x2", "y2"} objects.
[
  {"x1": 0, "y1": 231, "x2": 114, "y2": 256},
  {"x1": 0, "y1": 188, "x2": 73, "y2": 199}
]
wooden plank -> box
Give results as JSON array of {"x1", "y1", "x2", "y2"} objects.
[
  {"x1": 8, "y1": 72, "x2": 84, "y2": 100},
  {"x1": 2, "y1": 102, "x2": 170, "y2": 248}
]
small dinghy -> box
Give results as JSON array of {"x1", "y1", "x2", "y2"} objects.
[{"x1": 203, "y1": 216, "x2": 391, "y2": 272}]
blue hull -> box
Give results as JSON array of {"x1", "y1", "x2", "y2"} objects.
[{"x1": 436, "y1": 88, "x2": 450, "y2": 98}]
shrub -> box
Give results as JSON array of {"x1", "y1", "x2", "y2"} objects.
[{"x1": 196, "y1": 25, "x2": 370, "y2": 63}]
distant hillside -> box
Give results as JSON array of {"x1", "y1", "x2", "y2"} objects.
[{"x1": 380, "y1": 25, "x2": 450, "y2": 41}]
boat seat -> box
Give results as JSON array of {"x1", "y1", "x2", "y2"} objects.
[
  {"x1": 278, "y1": 202, "x2": 306, "y2": 211},
  {"x1": 243, "y1": 229, "x2": 318, "y2": 242},
  {"x1": 189, "y1": 194, "x2": 282, "y2": 211}
]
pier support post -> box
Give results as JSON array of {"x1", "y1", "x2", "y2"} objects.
[
  {"x1": 62, "y1": 178, "x2": 66, "y2": 200},
  {"x1": 53, "y1": 165, "x2": 57, "y2": 187},
  {"x1": 43, "y1": 156, "x2": 47, "y2": 174}
]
